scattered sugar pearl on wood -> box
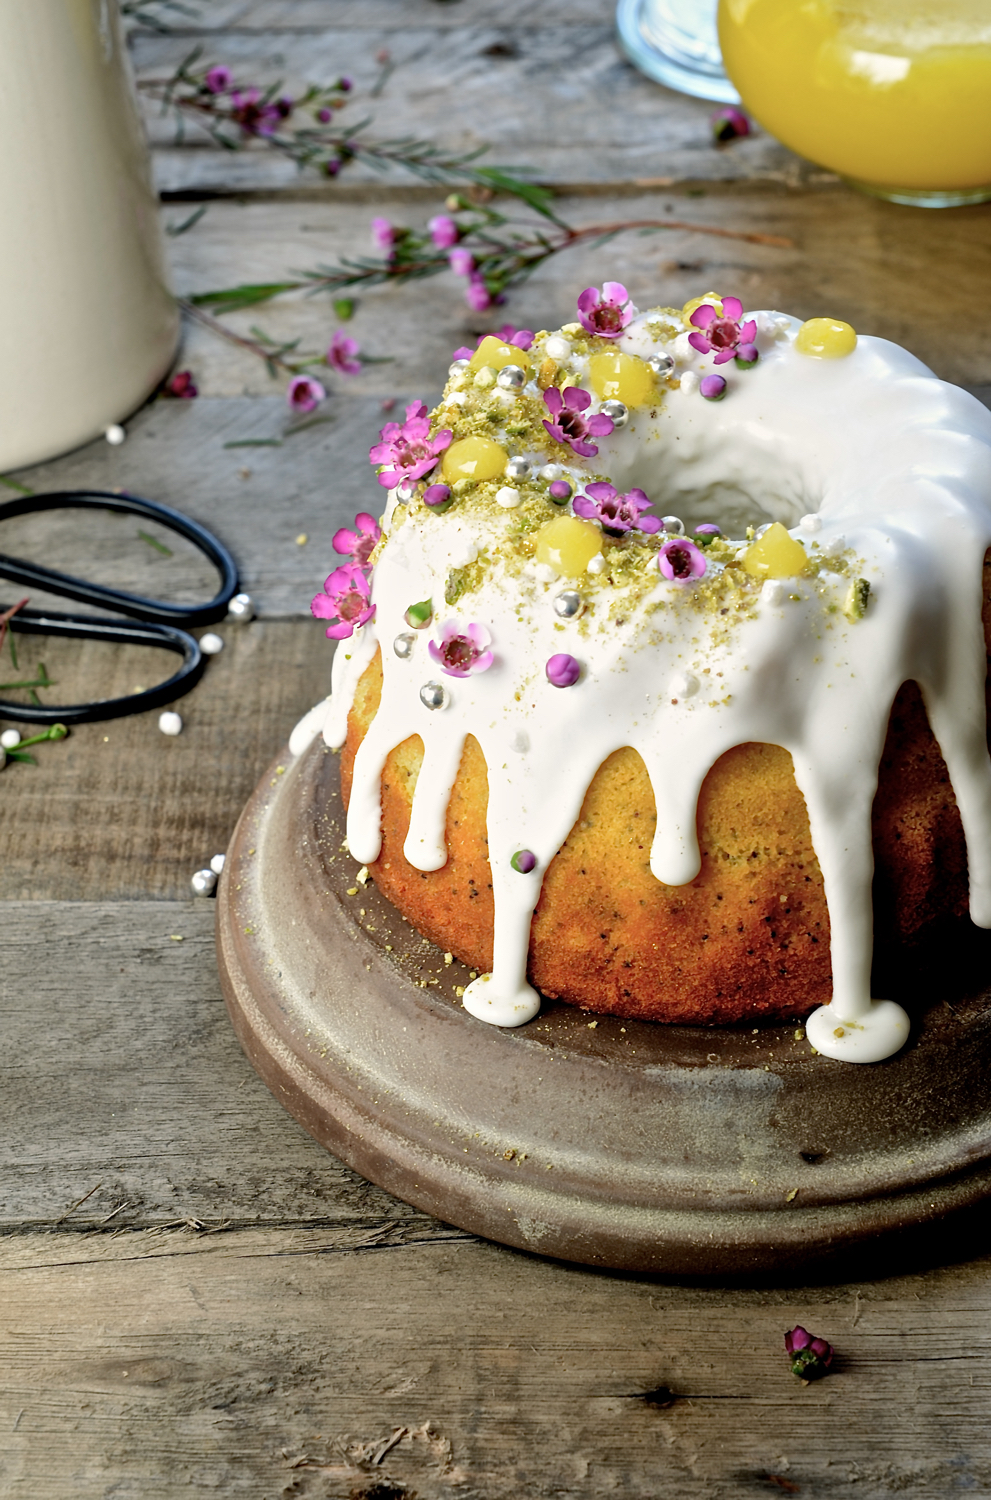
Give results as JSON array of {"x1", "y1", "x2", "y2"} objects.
[
  {"x1": 226, "y1": 592, "x2": 254, "y2": 623},
  {"x1": 191, "y1": 867, "x2": 217, "y2": 897},
  {"x1": 0, "y1": 728, "x2": 21, "y2": 748},
  {"x1": 199, "y1": 633, "x2": 224, "y2": 655},
  {"x1": 158, "y1": 711, "x2": 183, "y2": 736},
  {"x1": 210, "y1": 853, "x2": 226, "y2": 875},
  {"x1": 104, "y1": 423, "x2": 125, "y2": 445}
]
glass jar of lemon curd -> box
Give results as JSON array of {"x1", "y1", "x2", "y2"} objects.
[{"x1": 717, "y1": 0, "x2": 991, "y2": 206}]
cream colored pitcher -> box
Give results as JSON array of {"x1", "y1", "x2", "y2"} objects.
[{"x1": 0, "y1": 0, "x2": 178, "y2": 471}]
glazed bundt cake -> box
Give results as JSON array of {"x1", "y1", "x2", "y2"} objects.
[{"x1": 292, "y1": 286, "x2": 991, "y2": 1063}]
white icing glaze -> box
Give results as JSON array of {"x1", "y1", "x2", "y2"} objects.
[{"x1": 296, "y1": 307, "x2": 991, "y2": 1062}]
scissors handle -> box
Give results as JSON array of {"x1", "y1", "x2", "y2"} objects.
[
  {"x1": 0, "y1": 489, "x2": 239, "y2": 627},
  {"x1": 0, "y1": 606, "x2": 203, "y2": 724}
]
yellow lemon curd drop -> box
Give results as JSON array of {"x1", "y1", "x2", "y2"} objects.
[
  {"x1": 588, "y1": 351, "x2": 657, "y2": 407},
  {"x1": 441, "y1": 436, "x2": 508, "y2": 485},
  {"x1": 795, "y1": 318, "x2": 857, "y2": 359},
  {"x1": 742, "y1": 522, "x2": 810, "y2": 580},
  {"x1": 468, "y1": 336, "x2": 532, "y2": 374},
  {"x1": 535, "y1": 515, "x2": 602, "y2": 577}
]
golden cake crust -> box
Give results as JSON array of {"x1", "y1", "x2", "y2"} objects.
[{"x1": 338, "y1": 555, "x2": 991, "y2": 1025}]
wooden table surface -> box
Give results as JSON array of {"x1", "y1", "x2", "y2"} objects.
[{"x1": 4, "y1": 4, "x2": 991, "y2": 1495}]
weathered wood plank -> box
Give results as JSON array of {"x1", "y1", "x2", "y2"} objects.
[
  {"x1": 3, "y1": 1226, "x2": 991, "y2": 1498},
  {"x1": 0, "y1": 898, "x2": 460, "y2": 1232},
  {"x1": 133, "y1": 23, "x2": 802, "y2": 193}
]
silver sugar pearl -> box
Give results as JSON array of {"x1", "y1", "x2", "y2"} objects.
[
  {"x1": 191, "y1": 867, "x2": 218, "y2": 898},
  {"x1": 647, "y1": 352, "x2": 676, "y2": 378},
  {"x1": 226, "y1": 591, "x2": 254, "y2": 623},
  {"x1": 393, "y1": 632, "x2": 416, "y2": 660},
  {"x1": 395, "y1": 476, "x2": 416, "y2": 504},
  {"x1": 600, "y1": 399, "x2": 629, "y2": 428},
  {"x1": 754, "y1": 522, "x2": 773, "y2": 539},
  {"x1": 661, "y1": 515, "x2": 685, "y2": 536},
  {"x1": 419, "y1": 680, "x2": 449, "y2": 711},
  {"x1": 504, "y1": 454, "x2": 531, "y2": 481},
  {"x1": 496, "y1": 363, "x2": 527, "y2": 391},
  {"x1": 553, "y1": 590, "x2": 584, "y2": 619},
  {"x1": 448, "y1": 358, "x2": 470, "y2": 377}
]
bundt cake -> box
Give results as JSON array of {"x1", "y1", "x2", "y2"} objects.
[{"x1": 291, "y1": 286, "x2": 991, "y2": 1063}]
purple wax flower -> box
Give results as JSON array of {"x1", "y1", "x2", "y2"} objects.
[
  {"x1": 286, "y1": 374, "x2": 326, "y2": 413},
  {"x1": 449, "y1": 247, "x2": 475, "y2": 278},
  {"x1": 658, "y1": 538, "x2": 707, "y2": 582},
  {"x1": 428, "y1": 619, "x2": 494, "y2": 678},
  {"x1": 204, "y1": 65, "x2": 232, "y2": 93},
  {"x1": 338, "y1": 77, "x2": 352, "y2": 92},
  {"x1": 576, "y1": 281, "x2": 636, "y2": 340},
  {"x1": 451, "y1": 345, "x2": 474, "y2": 362},
  {"x1": 332, "y1": 512, "x2": 381, "y2": 568},
  {"x1": 317, "y1": 106, "x2": 333, "y2": 123},
  {"x1": 546, "y1": 653, "x2": 581, "y2": 688},
  {"x1": 324, "y1": 158, "x2": 341, "y2": 177},
  {"x1": 695, "y1": 523, "x2": 722, "y2": 537},
  {"x1": 311, "y1": 562, "x2": 374, "y2": 640},
  {"x1": 369, "y1": 400, "x2": 453, "y2": 489},
  {"x1": 371, "y1": 217, "x2": 396, "y2": 254},
  {"x1": 573, "y1": 481, "x2": 661, "y2": 538},
  {"x1": 700, "y1": 374, "x2": 727, "y2": 401},
  {"x1": 542, "y1": 386, "x2": 614, "y2": 459},
  {"x1": 230, "y1": 88, "x2": 283, "y2": 136},
  {"x1": 735, "y1": 343, "x2": 760, "y2": 368},
  {"x1": 327, "y1": 330, "x2": 362, "y2": 376},
  {"x1": 710, "y1": 105, "x2": 751, "y2": 143},
  {"x1": 511, "y1": 849, "x2": 537, "y2": 874},
  {"x1": 548, "y1": 480, "x2": 573, "y2": 503},
  {"x1": 465, "y1": 275, "x2": 493, "y2": 312},
  {"x1": 166, "y1": 370, "x2": 198, "y2": 399},
  {"x1": 428, "y1": 214, "x2": 460, "y2": 249},
  {"x1": 688, "y1": 296, "x2": 758, "y2": 365},
  {"x1": 423, "y1": 483, "x2": 452, "y2": 509},
  {"x1": 784, "y1": 1327, "x2": 834, "y2": 1381},
  {"x1": 493, "y1": 324, "x2": 535, "y2": 352}
]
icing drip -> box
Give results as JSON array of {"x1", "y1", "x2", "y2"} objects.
[{"x1": 293, "y1": 309, "x2": 991, "y2": 1063}]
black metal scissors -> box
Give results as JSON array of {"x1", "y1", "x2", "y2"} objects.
[{"x1": 0, "y1": 489, "x2": 240, "y2": 725}]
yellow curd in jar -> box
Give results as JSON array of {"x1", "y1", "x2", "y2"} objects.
[{"x1": 718, "y1": 0, "x2": 991, "y2": 194}]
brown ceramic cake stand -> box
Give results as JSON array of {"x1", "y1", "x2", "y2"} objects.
[{"x1": 216, "y1": 740, "x2": 991, "y2": 1277}]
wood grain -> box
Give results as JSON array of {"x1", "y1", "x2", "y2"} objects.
[{"x1": 3, "y1": 1226, "x2": 991, "y2": 1499}]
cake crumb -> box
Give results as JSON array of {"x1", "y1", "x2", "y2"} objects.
[
  {"x1": 444, "y1": 952, "x2": 453, "y2": 964},
  {"x1": 346, "y1": 886, "x2": 358, "y2": 896},
  {"x1": 786, "y1": 1188, "x2": 799, "y2": 1202},
  {"x1": 587, "y1": 1020, "x2": 598, "y2": 1029},
  {"x1": 356, "y1": 865, "x2": 370, "y2": 885}
]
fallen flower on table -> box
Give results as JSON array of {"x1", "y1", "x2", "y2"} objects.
[{"x1": 785, "y1": 1326, "x2": 834, "y2": 1381}]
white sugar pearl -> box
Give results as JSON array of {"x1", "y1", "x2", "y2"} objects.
[
  {"x1": 824, "y1": 534, "x2": 847, "y2": 557},
  {"x1": 495, "y1": 486, "x2": 521, "y2": 509},
  {"x1": 762, "y1": 579, "x2": 788, "y2": 606},
  {"x1": 509, "y1": 728, "x2": 529, "y2": 754},
  {"x1": 158, "y1": 711, "x2": 183, "y2": 736},
  {"x1": 535, "y1": 563, "x2": 558, "y2": 584},
  {"x1": 669, "y1": 672, "x2": 700, "y2": 698},
  {"x1": 0, "y1": 728, "x2": 21, "y2": 748},
  {"x1": 544, "y1": 335, "x2": 571, "y2": 361},
  {"x1": 210, "y1": 853, "x2": 226, "y2": 874},
  {"x1": 800, "y1": 513, "x2": 823, "y2": 534},
  {"x1": 199, "y1": 632, "x2": 224, "y2": 655},
  {"x1": 444, "y1": 390, "x2": 468, "y2": 407},
  {"x1": 104, "y1": 423, "x2": 126, "y2": 445},
  {"x1": 586, "y1": 553, "x2": 607, "y2": 575},
  {"x1": 679, "y1": 371, "x2": 699, "y2": 394}
]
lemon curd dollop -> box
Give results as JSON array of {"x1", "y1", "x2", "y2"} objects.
[
  {"x1": 742, "y1": 522, "x2": 811, "y2": 580},
  {"x1": 441, "y1": 436, "x2": 508, "y2": 484},
  {"x1": 795, "y1": 318, "x2": 858, "y2": 359},
  {"x1": 535, "y1": 515, "x2": 602, "y2": 577},
  {"x1": 588, "y1": 351, "x2": 657, "y2": 407},
  {"x1": 469, "y1": 336, "x2": 533, "y2": 374}
]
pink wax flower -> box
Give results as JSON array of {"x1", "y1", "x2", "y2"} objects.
[
  {"x1": 286, "y1": 374, "x2": 326, "y2": 413},
  {"x1": 465, "y1": 275, "x2": 493, "y2": 312},
  {"x1": 231, "y1": 88, "x2": 282, "y2": 136},
  {"x1": 449, "y1": 247, "x2": 475, "y2": 277},
  {"x1": 542, "y1": 386, "x2": 614, "y2": 458},
  {"x1": 700, "y1": 373, "x2": 728, "y2": 401},
  {"x1": 369, "y1": 400, "x2": 453, "y2": 489},
  {"x1": 428, "y1": 619, "x2": 494, "y2": 678},
  {"x1": 658, "y1": 538, "x2": 707, "y2": 582},
  {"x1": 204, "y1": 65, "x2": 232, "y2": 93},
  {"x1": 784, "y1": 1327, "x2": 834, "y2": 1381},
  {"x1": 166, "y1": 370, "x2": 198, "y2": 399},
  {"x1": 371, "y1": 217, "x2": 396, "y2": 254},
  {"x1": 688, "y1": 297, "x2": 757, "y2": 365},
  {"x1": 546, "y1": 653, "x2": 581, "y2": 688},
  {"x1": 710, "y1": 105, "x2": 751, "y2": 143},
  {"x1": 493, "y1": 324, "x2": 535, "y2": 351},
  {"x1": 576, "y1": 281, "x2": 637, "y2": 339},
  {"x1": 327, "y1": 330, "x2": 362, "y2": 376},
  {"x1": 316, "y1": 106, "x2": 333, "y2": 123},
  {"x1": 311, "y1": 562, "x2": 375, "y2": 639},
  {"x1": 429, "y1": 214, "x2": 460, "y2": 249},
  {"x1": 573, "y1": 482, "x2": 661, "y2": 537},
  {"x1": 332, "y1": 512, "x2": 381, "y2": 568}
]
